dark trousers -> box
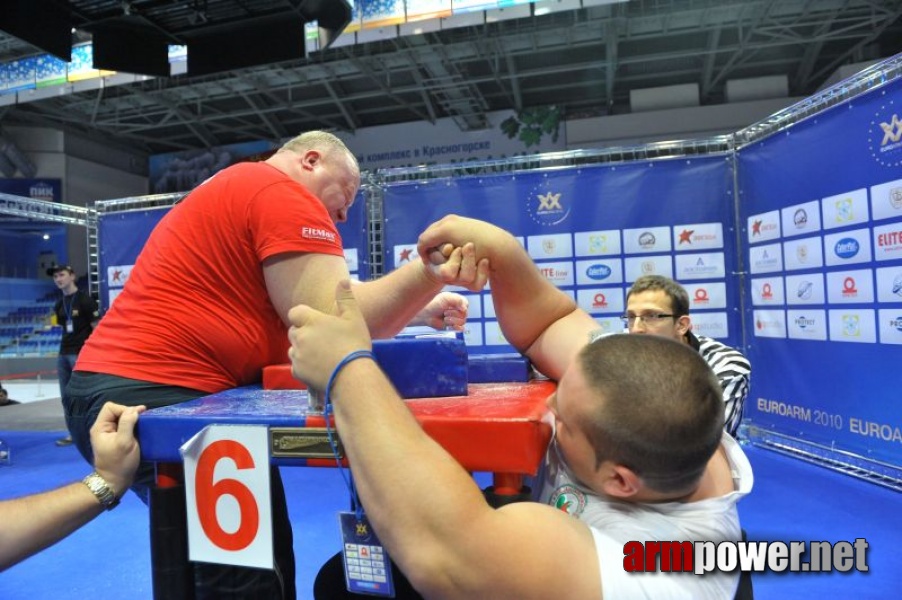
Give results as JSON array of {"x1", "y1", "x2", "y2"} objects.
[
  {"x1": 66, "y1": 371, "x2": 297, "y2": 600},
  {"x1": 314, "y1": 552, "x2": 423, "y2": 600},
  {"x1": 57, "y1": 353, "x2": 78, "y2": 425}
]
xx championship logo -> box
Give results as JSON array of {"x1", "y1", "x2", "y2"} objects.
[
  {"x1": 527, "y1": 179, "x2": 571, "y2": 226},
  {"x1": 869, "y1": 98, "x2": 902, "y2": 168}
]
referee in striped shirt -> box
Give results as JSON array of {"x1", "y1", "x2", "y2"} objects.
[{"x1": 619, "y1": 275, "x2": 751, "y2": 437}]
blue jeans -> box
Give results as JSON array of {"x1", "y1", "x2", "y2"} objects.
[
  {"x1": 64, "y1": 371, "x2": 205, "y2": 493},
  {"x1": 57, "y1": 353, "x2": 78, "y2": 419}
]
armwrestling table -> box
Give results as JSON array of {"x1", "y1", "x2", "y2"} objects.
[{"x1": 137, "y1": 379, "x2": 555, "y2": 600}]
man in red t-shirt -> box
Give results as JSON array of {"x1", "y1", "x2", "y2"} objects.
[{"x1": 65, "y1": 131, "x2": 485, "y2": 600}]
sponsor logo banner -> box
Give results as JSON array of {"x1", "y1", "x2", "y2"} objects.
[
  {"x1": 672, "y1": 222, "x2": 723, "y2": 251},
  {"x1": 821, "y1": 188, "x2": 869, "y2": 230},
  {"x1": 623, "y1": 255, "x2": 673, "y2": 282},
  {"x1": 869, "y1": 177, "x2": 902, "y2": 222},
  {"x1": 872, "y1": 221, "x2": 902, "y2": 262},
  {"x1": 535, "y1": 260, "x2": 574, "y2": 287},
  {"x1": 748, "y1": 210, "x2": 781, "y2": 244},
  {"x1": 782, "y1": 236, "x2": 824, "y2": 271},
  {"x1": 828, "y1": 309, "x2": 877, "y2": 343},
  {"x1": 106, "y1": 264, "x2": 133, "y2": 287},
  {"x1": 573, "y1": 230, "x2": 622, "y2": 257},
  {"x1": 784, "y1": 273, "x2": 826, "y2": 306},
  {"x1": 749, "y1": 242, "x2": 783, "y2": 274},
  {"x1": 878, "y1": 309, "x2": 902, "y2": 344},
  {"x1": 675, "y1": 252, "x2": 725, "y2": 281},
  {"x1": 577, "y1": 287, "x2": 625, "y2": 315},
  {"x1": 753, "y1": 309, "x2": 786, "y2": 339},
  {"x1": 690, "y1": 312, "x2": 729, "y2": 339},
  {"x1": 876, "y1": 266, "x2": 902, "y2": 303},
  {"x1": 686, "y1": 282, "x2": 727, "y2": 310},
  {"x1": 824, "y1": 228, "x2": 872, "y2": 266},
  {"x1": 781, "y1": 200, "x2": 822, "y2": 238},
  {"x1": 787, "y1": 309, "x2": 828, "y2": 341},
  {"x1": 527, "y1": 233, "x2": 574, "y2": 260},
  {"x1": 751, "y1": 277, "x2": 785, "y2": 306},
  {"x1": 393, "y1": 244, "x2": 417, "y2": 268},
  {"x1": 826, "y1": 269, "x2": 874, "y2": 304},
  {"x1": 622, "y1": 226, "x2": 672, "y2": 254},
  {"x1": 575, "y1": 259, "x2": 623, "y2": 286}
]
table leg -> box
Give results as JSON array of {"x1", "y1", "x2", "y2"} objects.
[
  {"x1": 483, "y1": 472, "x2": 532, "y2": 508},
  {"x1": 150, "y1": 462, "x2": 195, "y2": 600}
]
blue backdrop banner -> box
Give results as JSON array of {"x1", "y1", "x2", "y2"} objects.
[
  {"x1": 98, "y1": 207, "x2": 168, "y2": 311},
  {"x1": 737, "y1": 75, "x2": 902, "y2": 466}
]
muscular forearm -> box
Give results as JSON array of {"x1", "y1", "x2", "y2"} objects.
[
  {"x1": 353, "y1": 260, "x2": 443, "y2": 338},
  {"x1": 0, "y1": 482, "x2": 104, "y2": 571},
  {"x1": 485, "y1": 235, "x2": 575, "y2": 348},
  {"x1": 330, "y1": 359, "x2": 495, "y2": 597},
  {"x1": 476, "y1": 233, "x2": 596, "y2": 381}
]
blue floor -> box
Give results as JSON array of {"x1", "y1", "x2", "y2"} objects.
[{"x1": 0, "y1": 429, "x2": 899, "y2": 599}]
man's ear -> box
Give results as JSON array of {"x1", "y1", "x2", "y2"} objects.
[
  {"x1": 300, "y1": 150, "x2": 321, "y2": 171},
  {"x1": 599, "y1": 463, "x2": 642, "y2": 499},
  {"x1": 676, "y1": 315, "x2": 691, "y2": 336}
]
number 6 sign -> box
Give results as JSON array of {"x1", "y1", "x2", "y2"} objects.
[{"x1": 181, "y1": 424, "x2": 273, "y2": 569}]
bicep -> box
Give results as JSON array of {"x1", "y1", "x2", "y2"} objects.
[
  {"x1": 451, "y1": 501, "x2": 601, "y2": 599},
  {"x1": 262, "y1": 252, "x2": 351, "y2": 326},
  {"x1": 524, "y1": 309, "x2": 600, "y2": 381}
]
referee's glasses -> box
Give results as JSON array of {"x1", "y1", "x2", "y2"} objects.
[{"x1": 620, "y1": 313, "x2": 676, "y2": 327}]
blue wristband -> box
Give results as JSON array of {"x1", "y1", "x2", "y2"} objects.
[{"x1": 324, "y1": 349, "x2": 376, "y2": 410}]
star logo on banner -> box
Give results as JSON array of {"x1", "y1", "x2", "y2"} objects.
[
  {"x1": 112, "y1": 269, "x2": 123, "y2": 283},
  {"x1": 752, "y1": 220, "x2": 762, "y2": 236},
  {"x1": 880, "y1": 113, "x2": 902, "y2": 146},
  {"x1": 679, "y1": 229, "x2": 694, "y2": 244},
  {"x1": 398, "y1": 248, "x2": 413, "y2": 262}
]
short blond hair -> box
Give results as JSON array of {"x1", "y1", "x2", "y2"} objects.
[{"x1": 278, "y1": 131, "x2": 358, "y2": 170}]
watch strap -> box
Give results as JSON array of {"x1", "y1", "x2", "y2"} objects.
[{"x1": 82, "y1": 471, "x2": 120, "y2": 511}]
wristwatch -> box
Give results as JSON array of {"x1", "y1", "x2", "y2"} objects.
[{"x1": 82, "y1": 471, "x2": 120, "y2": 511}]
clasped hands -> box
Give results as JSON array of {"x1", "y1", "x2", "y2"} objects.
[{"x1": 288, "y1": 232, "x2": 488, "y2": 391}]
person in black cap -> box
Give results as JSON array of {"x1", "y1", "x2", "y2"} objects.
[{"x1": 50, "y1": 265, "x2": 98, "y2": 446}]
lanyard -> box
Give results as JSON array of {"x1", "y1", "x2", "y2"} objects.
[
  {"x1": 323, "y1": 349, "x2": 376, "y2": 520},
  {"x1": 62, "y1": 293, "x2": 76, "y2": 322}
]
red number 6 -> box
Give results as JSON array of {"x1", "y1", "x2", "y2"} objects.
[{"x1": 195, "y1": 439, "x2": 260, "y2": 551}]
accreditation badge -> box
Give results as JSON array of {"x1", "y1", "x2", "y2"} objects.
[{"x1": 339, "y1": 511, "x2": 394, "y2": 597}]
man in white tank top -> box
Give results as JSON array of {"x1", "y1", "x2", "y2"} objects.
[{"x1": 288, "y1": 215, "x2": 753, "y2": 600}]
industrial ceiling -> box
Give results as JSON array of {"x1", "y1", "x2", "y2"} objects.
[{"x1": 0, "y1": 0, "x2": 900, "y2": 158}]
